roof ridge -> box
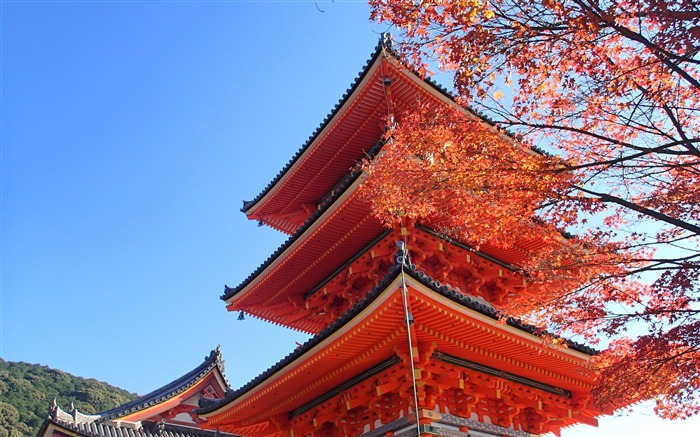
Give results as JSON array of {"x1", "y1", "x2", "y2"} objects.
[
  {"x1": 97, "y1": 346, "x2": 229, "y2": 422},
  {"x1": 241, "y1": 37, "x2": 387, "y2": 215},
  {"x1": 47, "y1": 399, "x2": 101, "y2": 424},
  {"x1": 46, "y1": 415, "x2": 237, "y2": 437}
]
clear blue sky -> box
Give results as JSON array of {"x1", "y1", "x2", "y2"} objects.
[{"x1": 1, "y1": 1, "x2": 698, "y2": 436}]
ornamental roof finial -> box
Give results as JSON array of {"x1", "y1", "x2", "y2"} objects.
[
  {"x1": 48, "y1": 399, "x2": 58, "y2": 419},
  {"x1": 395, "y1": 241, "x2": 408, "y2": 266},
  {"x1": 380, "y1": 32, "x2": 393, "y2": 51}
]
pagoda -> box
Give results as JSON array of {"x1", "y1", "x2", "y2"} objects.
[{"x1": 197, "y1": 36, "x2": 603, "y2": 437}]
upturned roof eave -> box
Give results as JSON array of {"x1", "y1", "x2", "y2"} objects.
[
  {"x1": 97, "y1": 347, "x2": 229, "y2": 422},
  {"x1": 240, "y1": 36, "x2": 504, "y2": 230},
  {"x1": 199, "y1": 267, "x2": 406, "y2": 420},
  {"x1": 222, "y1": 161, "x2": 376, "y2": 304},
  {"x1": 241, "y1": 40, "x2": 387, "y2": 219}
]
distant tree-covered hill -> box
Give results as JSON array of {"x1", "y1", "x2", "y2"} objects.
[{"x1": 0, "y1": 359, "x2": 137, "y2": 436}]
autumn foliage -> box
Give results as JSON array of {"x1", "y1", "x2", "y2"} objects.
[{"x1": 366, "y1": 0, "x2": 700, "y2": 419}]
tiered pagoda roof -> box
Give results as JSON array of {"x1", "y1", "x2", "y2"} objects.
[
  {"x1": 41, "y1": 33, "x2": 606, "y2": 437},
  {"x1": 226, "y1": 37, "x2": 560, "y2": 333},
  {"x1": 207, "y1": 35, "x2": 605, "y2": 437},
  {"x1": 201, "y1": 249, "x2": 600, "y2": 436},
  {"x1": 241, "y1": 35, "x2": 463, "y2": 236}
]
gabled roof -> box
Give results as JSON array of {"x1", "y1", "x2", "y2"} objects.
[
  {"x1": 98, "y1": 347, "x2": 230, "y2": 422},
  {"x1": 200, "y1": 249, "x2": 596, "y2": 419},
  {"x1": 38, "y1": 348, "x2": 235, "y2": 437}
]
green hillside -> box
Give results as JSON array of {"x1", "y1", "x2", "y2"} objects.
[{"x1": 0, "y1": 359, "x2": 137, "y2": 436}]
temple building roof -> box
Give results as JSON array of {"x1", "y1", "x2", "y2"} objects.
[
  {"x1": 224, "y1": 162, "x2": 372, "y2": 304},
  {"x1": 208, "y1": 34, "x2": 604, "y2": 437},
  {"x1": 199, "y1": 248, "x2": 596, "y2": 427},
  {"x1": 240, "y1": 34, "x2": 476, "y2": 235},
  {"x1": 224, "y1": 161, "x2": 554, "y2": 333},
  {"x1": 38, "y1": 347, "x2": 235, "y2": 437},
  {"x1": 97, "y1": 347, "x2": 230, "y2": 422},
  {"x1": 223, "y1": 165, "x2": 392, "y2": 332},
  {"x1": 240, "y1": 40, "x2": 384, "y2": 225},
  {"x1": 227, "y1": 38, "x2": 565, "y2": 333},
  {"x1": 225, "y1": 166, "x2": 563, "y2": 334},
  {"x1": 199, "y1": 249, "x2": 600, "y2": 436},
  {"x1": 241, "y1": 35, "x2": 498, "y2": 230},
  {"x1": 39, "y1": 414, "x2": 231, "y2": 437}
]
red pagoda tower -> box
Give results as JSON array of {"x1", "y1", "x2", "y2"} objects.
[{"x1": 197, "y1": 36, "x2": 603, "y2": 437}]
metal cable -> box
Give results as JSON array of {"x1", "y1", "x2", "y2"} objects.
[{"x1": 399, "y1": 241, "x2": 422, "y2": 437}]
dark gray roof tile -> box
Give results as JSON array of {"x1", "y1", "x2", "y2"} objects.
[
  {"x1": 98, "y1": 347, "x2": 229, "y2": 422},
  {"x1": 42, "y1": 416, "x2": 238, "y2": 437}
]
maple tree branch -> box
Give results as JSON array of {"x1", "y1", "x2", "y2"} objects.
[
  {"x1": 572, "y1": 185, "x2": 700, "y2": 236},
  {"x1": 600, "y1": 258, "x2": 700, "y2": 276},
  {"x1": 575, "y1": 0, "x2": 700, "y2": 91},
  {"x1": 591, "y1": 51, "x2": 700, "y2": 156},
  {"x1": 370, "y1": 0, "x2": 700, "y2": 418},
  {"x1": 553, "y1": 143, "x2": 696, "y2": 172},
  {"x1": 560, "y1": 309, "x2": 700, "y2": 330},
  {"x1": 511, "y1": 119, "x2": 700, "y2": 161},
  {"x1": 660, "y1": 103, "x2": 700, "y2": 156},
  {"x1": 613, "y1": 233, "x2": 700, "y2": 252}
]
